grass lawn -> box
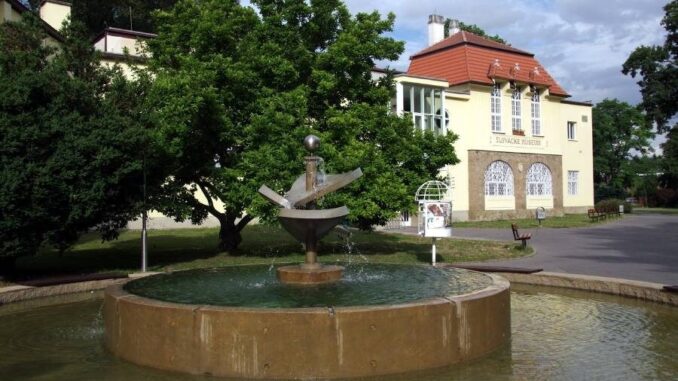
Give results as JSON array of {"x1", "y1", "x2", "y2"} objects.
[
  {"x1": 634, "y1": 207, "x2": 678, "y2": 215},
  {"x1": 453, "y1": 213, "x2": 619, "y2": 229},
  {"x1": 11, "y1": 225, "x2": 531, "y2": 278}
]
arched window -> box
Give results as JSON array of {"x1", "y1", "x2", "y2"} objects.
[
  {"x1": 526, "y1": 163, "x2": 552, "y2": 196},
  {"x1": 484, "y1": 161, "x2": 514, "y2": 196}
]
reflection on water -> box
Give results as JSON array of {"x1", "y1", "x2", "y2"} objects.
[{"x1": 0, "y1": 285, "x2": 676, "y2": 380}]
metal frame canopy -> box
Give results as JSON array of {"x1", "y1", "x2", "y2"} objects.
[
  {"x1": 415, "y1": 180, "x2": 450, "y2": 202},
  {"x1": 415, "y1": 181, "x2": 453, "y2": 265}
]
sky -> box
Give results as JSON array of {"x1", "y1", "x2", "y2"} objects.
[
  {"x1": 343, "y1": 0, "x2": 668, "y2": 106},
  {"x1": 341, "y1": 0, "x2": 669, "y2": 151}
]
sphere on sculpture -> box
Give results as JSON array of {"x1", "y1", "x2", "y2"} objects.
[{"x1": 304, "y1": 134, "x2": 320, "y2": 152}]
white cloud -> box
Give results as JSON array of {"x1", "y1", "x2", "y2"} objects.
[{"x1": 345, "y1": 0, "x2": 667, "y2": 105}]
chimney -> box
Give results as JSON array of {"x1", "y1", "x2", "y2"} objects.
[
  {"x1": 428, "y1": 14, "x2": 445, "y2": 46},
  {"x1": 39, "y1": 0, "x2": 72, "y2": 31},
  {"x1": 448, "y1": 19, "x2": 460, "y2": 36}
]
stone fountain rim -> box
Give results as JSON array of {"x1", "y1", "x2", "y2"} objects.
[{"x1": 116, "y1": 264, "x2": 507, "y2": 312}]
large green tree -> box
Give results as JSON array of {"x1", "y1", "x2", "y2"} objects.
[
  {"x1": 0, "y1": 14, "x2": 163, "y2": 266},
  {"x1": 146, "y1": 0, "x2": 459, "y2": 251},
  {"x1": 592, "y1": 99, "x2": 654, "y2": 198},
  {"x1": 660, "y1": 126, "x2": 678, "y2": 189},
  {"x1": 622, "y1": 0, "x2": 677, "y2": 133},
  {"x1": 623, "y1": 0, "x2": 678, "y2": 197}
]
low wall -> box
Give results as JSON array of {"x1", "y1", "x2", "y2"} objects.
[
  {"x1": 501, "y1": 272, "x2": 678, "y2": 306},
  {"x1": 104, "y1": 274, "x2": 511, "y2": 379},
  {"x1": 0, "y1": 278, "x2": 126, "y2": 305}
]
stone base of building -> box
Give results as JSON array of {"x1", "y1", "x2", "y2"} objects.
[
  {"x1": 470, "y1": 208, "x2": 565, "y2": 221},
  {"x1": 563, "y1": 206, "x2": 593, "y2": 214}
]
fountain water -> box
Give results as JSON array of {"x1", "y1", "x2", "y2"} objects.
[
  {"x1": 102, "y1": 136, "x2": 511, "y2": 379},
  {"x1": 258, "y1": 135, "x2": 362, "y2": 284}
]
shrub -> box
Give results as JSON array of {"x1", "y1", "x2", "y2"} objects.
[
  {"x1": 595, "y1": 199, "x2": 633, "y2": 214},
  {"x1": 594, "y1": 184, "x2": 626, "y2": 203},
  {"x1": 655, "y1": 188, "x2": 678, "y2": 207}
]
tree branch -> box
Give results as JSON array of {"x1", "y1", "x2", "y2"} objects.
[
  {"x1": 235, "y1": 214, "x2": 254, "y2": 232},
  {"x1": 196, "y1": 182, "x2": 223, "y2": 218}
]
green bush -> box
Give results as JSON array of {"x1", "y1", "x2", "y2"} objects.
[
  {"x1": 594, "y1": 184, "x2": 627, "y2": 203},
  {"x1": 623, "y1": 201, "x2": 633, "y2": 214},
  {"x1": 595, "y1": 199, "x2": 633, "y2": 214}
]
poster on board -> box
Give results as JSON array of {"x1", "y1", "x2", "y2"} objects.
[{"x1": 418, "y1": 201, "x2": 453, "y2": 238}]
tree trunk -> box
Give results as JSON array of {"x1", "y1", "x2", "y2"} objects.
[
  {"x1": 218, "y1": 218, "x2": 242, "y2": 252},
  {"x1": 0, "y1": 256, "x2": 17, "y2": 277},
  {"x1": 216, "y1": 213, "x2": 255, "y2": 252}
]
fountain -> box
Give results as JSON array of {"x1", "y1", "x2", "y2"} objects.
[
  {"x1": 101, "y1": 136, "x2": 511, "y2": 379},
  {"x1": 258, "y1": 134, "x2": 362, "y2": 284}
]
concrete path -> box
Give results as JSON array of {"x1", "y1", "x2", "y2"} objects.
[{"x1": 398, "y1": 214, "x2": 678, "y2": 284}]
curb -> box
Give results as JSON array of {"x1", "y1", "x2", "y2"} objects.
[
  {"x1": 500, "y1": 271, "x2": 678, "y2": 306},
  {"x1": 0, "y1": 278, "x2": 128, "y2": 305}
]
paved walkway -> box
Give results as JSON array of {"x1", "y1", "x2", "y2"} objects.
[{"x1": 397, "y1": 214, "x2": 678, "y2": 285}]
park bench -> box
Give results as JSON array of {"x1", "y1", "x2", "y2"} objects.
[
  {"x1": 598, "y1": 208, "x2": 611, "y2": 219},
  {"x1": 588, "y1": 208, "x2": 604, "y2": 222},
  {"x1": 511, "y1": 224, "x2": 531, "y2": 249}
]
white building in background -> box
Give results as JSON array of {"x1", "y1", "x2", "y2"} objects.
[{"x1": 382, "y1": 15, "x2": 593, "y2": 221}]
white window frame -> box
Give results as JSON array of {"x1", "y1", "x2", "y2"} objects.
[
  {"x1": 568, "y1": 171, "x2": 579, "y2": 196},
  {"x1": 531, "y1": 89, "x2": 541, "y2": 136},
  {"x1": 402, "y1": 84, "x2": 445, "y2": 135},
  {"x1": 491, "y1": 83, "x2": 502, "y2": 132},
  {"x1": 526, "y1": 163, "x2": 553, "y2": 196},
  {"x1": 511, "y1": 85, "x2": 522, "y2": 131},
  {"x1": 484, "y1": 161, "x2": 514, "y2": 196},
  {"x1": 567, "y1": 121, "x2": 576, "y2": 140}
]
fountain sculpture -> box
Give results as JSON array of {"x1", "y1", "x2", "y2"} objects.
[
  {"x1": 258, "y1": 135, "x2": 362, "y2": 284},
  {"x1": 102, "y1": 136, "x2": 511, "y2": 380}
]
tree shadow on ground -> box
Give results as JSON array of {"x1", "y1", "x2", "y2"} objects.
[{"x1": 13, "y1": 226, "x2": 432, "y2": 278}]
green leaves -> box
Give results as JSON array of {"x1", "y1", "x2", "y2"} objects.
[
  {"x1": 146, "y1": 0, "x2": 458, "y2": 248},
  {"x1": 593, "y1": 99, "x2": 654, "y2": 194},
  {"x1": 0, "y1": 15, "x2": 159, "y2": 258},
  {"x1": 622, "y1": 0, "x2": 678, "y2": 133}
]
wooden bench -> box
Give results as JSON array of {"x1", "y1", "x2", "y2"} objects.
[
  {"x1": 511, "y1": 224, "x2": 531, "y2": 249},
  {"x1": 588, "y1": 208, "x2": 603, "y2": 222}
]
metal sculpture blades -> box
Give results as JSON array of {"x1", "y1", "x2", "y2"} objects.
[{"x1": 258, "y1": 135, "x2": 362, "y2": 284}]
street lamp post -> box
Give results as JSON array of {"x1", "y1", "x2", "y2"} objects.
[{"x1": 141, "y1": 154, "x2": 148, "y2": 272}]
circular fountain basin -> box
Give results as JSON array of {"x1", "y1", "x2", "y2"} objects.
[{"x1": 104, "y1": 264, "x2": 510, "y2": 379}]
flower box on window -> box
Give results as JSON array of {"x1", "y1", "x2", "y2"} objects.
[{"x1": 512, "y1": 129, "x2": 525, "y2": 136}]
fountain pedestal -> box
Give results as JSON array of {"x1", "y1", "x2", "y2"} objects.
[{"x1": 276, "y1": 264, "x2": 344, "y2": 284}]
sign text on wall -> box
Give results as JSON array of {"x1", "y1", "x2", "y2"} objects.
[{"x1": 494, "y1": 136, "x2": 543, "y2": 146}]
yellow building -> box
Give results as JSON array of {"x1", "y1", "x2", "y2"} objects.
[
  {"x1": 2, "y1": 1, "x2": 151, "y2": 70},
  {"x1": 386, "y1": 15, "x2": 593, "y2": 221},
  {"x1": 93, "y1": 27, "x2": 154, "y2": 76},
  {"x1": 1, "y1": 0, "x2": 64, "y2": 47}
]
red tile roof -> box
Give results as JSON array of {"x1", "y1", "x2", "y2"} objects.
[{"x1": 408, "y1": 31, "x2": 569, "y2": 97}]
